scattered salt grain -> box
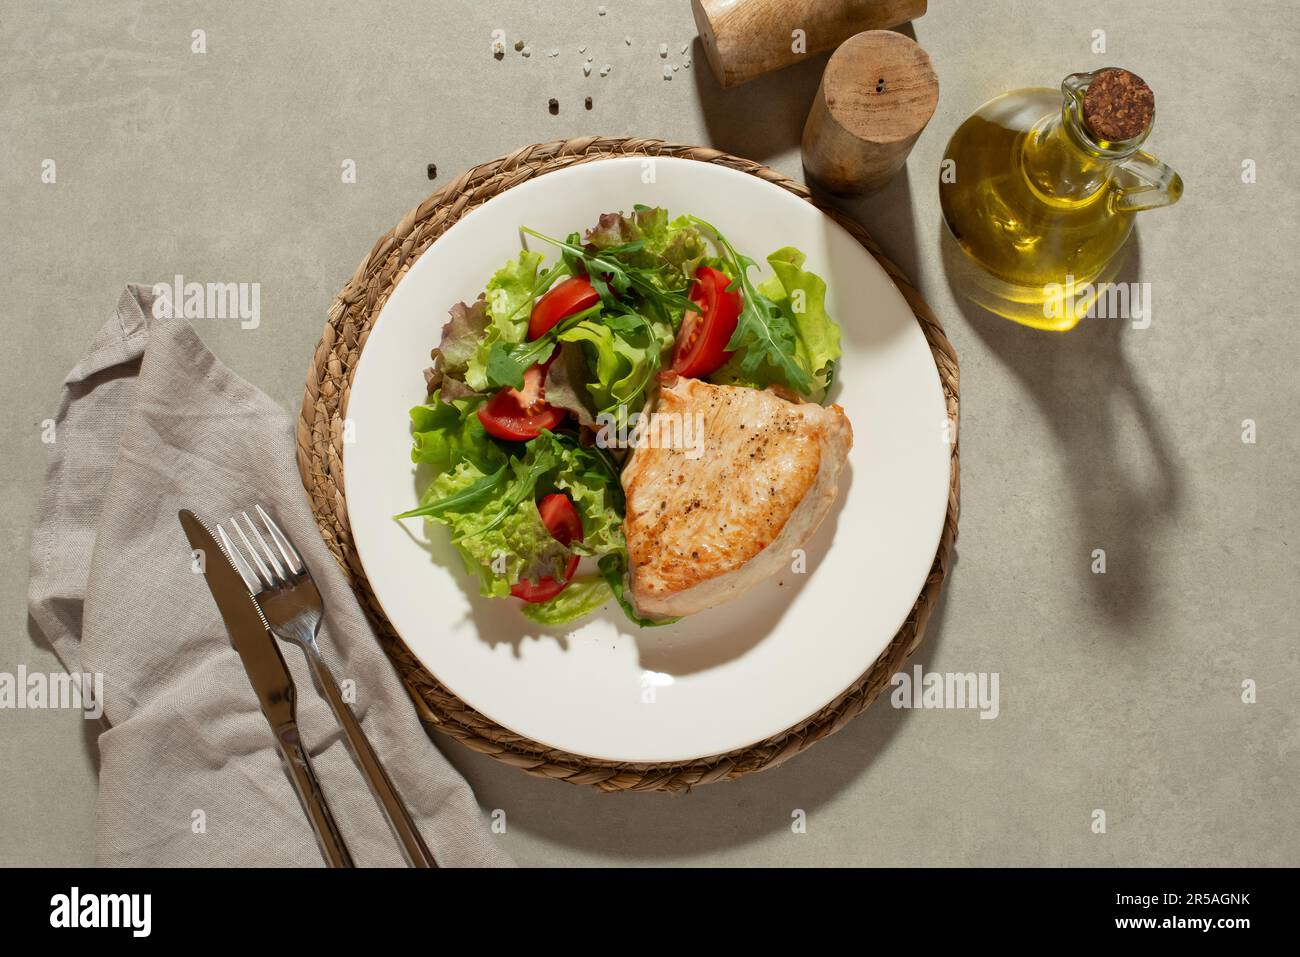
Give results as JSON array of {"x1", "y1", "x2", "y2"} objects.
[
  {"x1": 547, "y1": 48, "x2": 560, "y2": 58},
  {"x1": 521, "y1": 45, "x2": 532, "y2": 57},
  {"x1": 583, "y1": 61, "x2": 592, "y2": 76},
  {"x1": 672, "y1": 64, "x2": 679, "y2": 72},
  {"x1": 663, "y1": 65, "x2": 672, "y2": 79},
  {"x1": 658, "y1": 43, "x2": 668, "y2": 58},
  {"x1": 599, "y1": 63, "x2": 612, "y2": 77},
  {"x1": 683, "y1": 56, "x2": 692, "y2": 69},
  {"x1": 598, "y1": 5, "x2": 607, "y2": 15},
  {"x1": 681, "y1": 43, "x2": 689, "y2": 54},
  {"x1": 624, "y1": 36, "x2": 632, "y2": 45}
]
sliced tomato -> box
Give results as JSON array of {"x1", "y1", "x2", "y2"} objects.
[
  {"x1": 476, "y1": 352, "x2": 566, "y2": 441},
  {"x1": 529, "y1": 275, "x2": 599, "y2": 340},
  {"x1": 671, "y1": 265, "x2": 742, "y2": 378},
  {"x1": 511, "y1": 493, "x2": 584, "y2": 603},
  {"x1": 537, "y1": 492, "x2": 583, "y2": 545}
]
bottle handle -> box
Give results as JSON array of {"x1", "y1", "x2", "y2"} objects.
[{"x1": 1115, "y1": 151, "x2": 1184, "y2": 212}]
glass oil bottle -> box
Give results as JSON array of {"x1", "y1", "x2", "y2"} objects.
[{"x1": 940, "y1": 68, "x2": 1182, "y2": 330}]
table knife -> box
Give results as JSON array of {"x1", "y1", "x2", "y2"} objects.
[{"x1": 178, "y1": 509, "x2": 353, "y2": 868}]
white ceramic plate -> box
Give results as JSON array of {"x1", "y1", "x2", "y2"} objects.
[{"x1": 344, "y1": 157, "x2": 949, "y2": 763}]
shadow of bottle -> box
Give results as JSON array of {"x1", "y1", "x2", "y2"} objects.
[{"x1": 940, "y1": 224, "x2": 1183, "y2": 627}]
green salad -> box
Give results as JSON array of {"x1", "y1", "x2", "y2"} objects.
[{"x1": 398, "y1": 206, "x2": 841, "y2": 626}]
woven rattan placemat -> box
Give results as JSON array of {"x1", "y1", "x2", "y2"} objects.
[{"x1": 296, "y1": 137, "x2": 960, "y2": 792}]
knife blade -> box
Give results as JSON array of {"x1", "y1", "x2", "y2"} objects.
[
  {"x1": 178, "y1": 509, "x2": 353, "y2": 867},
  {"x1": 179, "y1": 509, "x2": 296, "y2": 725}
]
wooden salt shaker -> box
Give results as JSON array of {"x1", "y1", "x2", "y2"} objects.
[
  {"x1": 691, "y1": 0, "x2": 927, "y2": 89},
  {"x1": 802, "y1": 30, "x2": 939, "y2": 194}
]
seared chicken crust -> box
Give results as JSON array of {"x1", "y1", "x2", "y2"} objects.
[{"x1": 622, "y1": 375, "x2": 852, "y2": 617}]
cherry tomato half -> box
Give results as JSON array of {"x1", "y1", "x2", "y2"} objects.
[
  {"x1": 529, "y1": 275, "x2": 600, "y2": 340},
  {"x1": 671, "y1": 265, "x2": 742, "y2": 379},
  {"x1": 476, "y1": 352, "x2": 566, "y2": 441},
  {"x1": 537, "y1": 492, "x2": 583, "y2": 546},
  {"x1": 511, "y1": 493, "x2": 584, "y2": 603}
]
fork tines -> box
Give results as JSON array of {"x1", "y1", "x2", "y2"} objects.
[{"x1": 217, "y1": 505, "x2": 305, "y2": 596}]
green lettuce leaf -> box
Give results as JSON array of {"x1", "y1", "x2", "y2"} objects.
[
  {"x1": 400, "y1": 430, "x2": 626, "y2": 606},
  {"x1": 557, "y1": 307, "x2": 670, "y2": 415},
  {"x1": 412, "y1": 458, "x2": 571, "y2": 599},
  {"x1": 486, "y1": 249, "x2": 546, "y2": 328},
  {"x1": 409, "y1": 391, "x2": 505, "y2": 476},
  {"x1": 757, "y1": 247, "x2": 841, "y2": 394},
  {"x1": 482, "y1": 301, "x2": 604, "y2": 391},
  {"x1": 549, "y1": 443, "x2": 626, "y2": 558},
  {"x1": 464, "y1": 250, "x2": 546, "y2": 391},
  {"x1": 520, "y1": 577, "x2": 613, "y2": 625}
]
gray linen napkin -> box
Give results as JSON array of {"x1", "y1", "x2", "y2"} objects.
[{"x1": 28, "y1": 285, "x2": 512, "y2": 867}]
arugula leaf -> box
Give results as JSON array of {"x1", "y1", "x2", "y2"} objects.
[
  {"x1": 464, "y1": 434, "x2": 563, "y2": 541},
  {"x1": 587, "y1": 209, "x2": 708, "y2": 293},
  {"x1": 558, "y1": 231, "x2": 587, "y2": 275},
  {"x1": 482, "y1": 302, "x2": 603, "y2": 391},
  {"x1": 520, "y1": 226, "x2": 694, "y2": 316},
  {"x1": 394, "y1": 464, "x2": 507, "y2": 520},
  {"x1": 402, "y1": 458, "x2": 570, "y2": 597},
  {"x1": 711, "y1": 247, "x2": 842, "y2": 401},
  {"x1": 485, "y1": 340, "x2": 525, "y2": 390},
  {"x1": 688, "y1": 217, "x2": 814, "y2": 396}
]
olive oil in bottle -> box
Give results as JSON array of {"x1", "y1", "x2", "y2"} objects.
[{"x1": 940, "y1": 69, "x2": 1182, "y2": 330}]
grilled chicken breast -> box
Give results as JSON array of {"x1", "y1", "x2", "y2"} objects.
[{"x1": 621, "y1": 375, "x2": 852, "y2": 617}]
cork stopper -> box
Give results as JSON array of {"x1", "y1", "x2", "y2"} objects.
[{"x1": 1083, "y1": 68, "x2": 1154, "y2": 142}]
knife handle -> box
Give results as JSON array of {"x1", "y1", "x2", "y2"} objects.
[{"x1": 275, "y1": 721, "x2": 354, "y2": 868}]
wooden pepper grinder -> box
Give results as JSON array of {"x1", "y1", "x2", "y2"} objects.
[
  {"x1": 691, "y1": 0, "x2": 927, "y2": 89},
  {"x1": 802, "y1": 30, "x2": 939, "y2": 194}
]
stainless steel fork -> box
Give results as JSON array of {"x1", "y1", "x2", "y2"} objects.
[{"x1": 219, "y1": 505, "x2": 437, "y2": 868}]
